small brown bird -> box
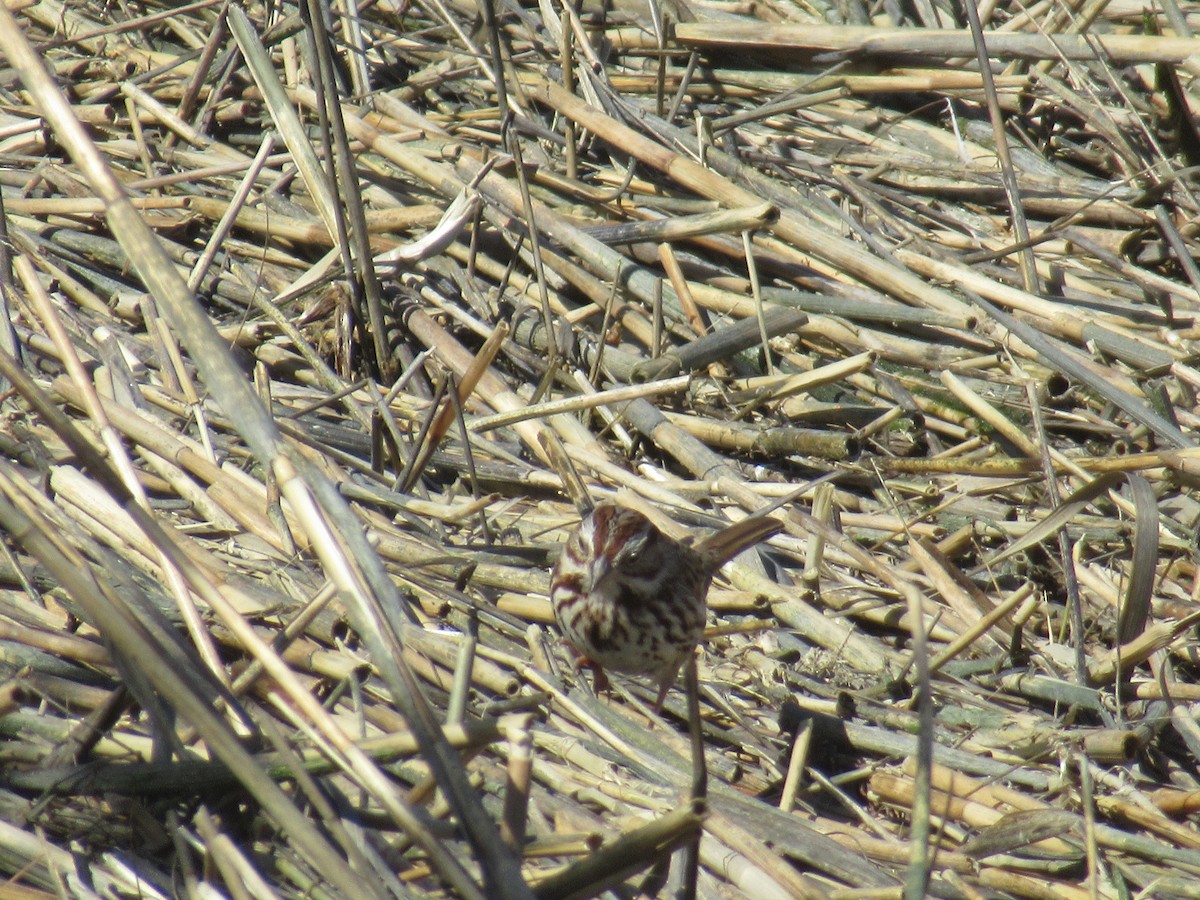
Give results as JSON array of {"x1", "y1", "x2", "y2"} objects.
[{"x1": 550, "y1": 502, "x2": 783, "y2": 709}]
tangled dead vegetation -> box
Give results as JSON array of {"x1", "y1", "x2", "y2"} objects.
[{"x1": 0, "y1": 0, "x2": 1199, "y2": 897}]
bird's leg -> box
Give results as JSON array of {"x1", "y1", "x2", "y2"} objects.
[
  {"x1": 652, "y1": 681, "x2": 672, "y2": 713},
  {"x1": 651, "y1": 657, "x2": 688, "y2": 712},
  {"x1": 585, "y1": 660, "x2": 612, "y2": 696},
  {"x1": 563, "y1": 638, "x2": 612, "y2": 697}
]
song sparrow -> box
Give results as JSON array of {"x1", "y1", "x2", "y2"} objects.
[{"x1": 550, "y1": 502, "x2": 783, "y2": 709}]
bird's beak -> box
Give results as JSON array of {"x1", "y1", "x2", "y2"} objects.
[{"x1": 588, "y1": 555, "x2": 610, "y2": 590}]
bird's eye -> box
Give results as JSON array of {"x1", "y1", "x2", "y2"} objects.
[{"x1": 620, "y1": 534, "x2": 648, "y2": 564}]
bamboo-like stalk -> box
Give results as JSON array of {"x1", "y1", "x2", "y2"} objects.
[
  {"x1": 662, "y1": 410, "x2": 859, "y2": 459},
  {"x1": 673, "y1": 23, "x2": 1200, "y2": 64},
  {"x1": 584, "y1": 202, "x2": 776, "y2": 244}
]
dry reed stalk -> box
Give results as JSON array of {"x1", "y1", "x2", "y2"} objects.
[{"x1": 673, "y1": 23, "x2": 1200, "y2": 63}]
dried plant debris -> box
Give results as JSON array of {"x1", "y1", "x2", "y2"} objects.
[{"x1": 0, "y1": 0, "x2": 1197, "y2": 896}]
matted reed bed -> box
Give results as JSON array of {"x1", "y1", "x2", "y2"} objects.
[{"x1": 0, "y1": 0, "x2": 1198, "y2": 896}]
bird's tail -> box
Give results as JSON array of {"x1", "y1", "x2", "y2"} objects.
[{"x1": 695, "y1": 515, "x2": 784, "y2": 568}]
